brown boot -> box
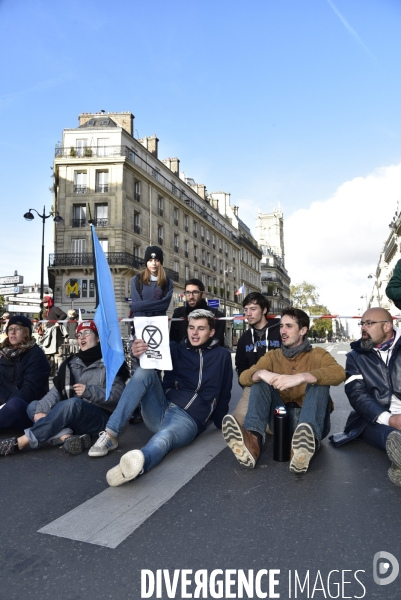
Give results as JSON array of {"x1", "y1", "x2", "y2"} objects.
[{"x1": 222, "y1": 415, "x2": 261, "y2": 468}]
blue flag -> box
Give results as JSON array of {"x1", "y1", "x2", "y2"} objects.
[{"x1": 91, "y1": 224, "x2": 124, "y2": 399}]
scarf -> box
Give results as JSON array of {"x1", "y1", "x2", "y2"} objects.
[
  {"x1": 0, "y1": 339, "x2": 36, "y2": 359},
  {"x1": 375, "y1": 330, "x2": 395, "y2": 352},
  {"x1": 76, "y1": 343, "x2": 102, "y2": 366},
  {"x1": 281, "y1": 338, "x2": 312, "y2": 359},
  {"x1": 53, "y1": 344, "x2": 103, "y2": 399}
]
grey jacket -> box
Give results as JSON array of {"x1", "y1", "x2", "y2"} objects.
[{"x1": 33, "y1": 357, "x2": 126, "y2": 415}]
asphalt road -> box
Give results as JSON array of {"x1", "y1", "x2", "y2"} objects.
[{"x1": 1, "y1": 342, "x2": 401, "y2": 600}]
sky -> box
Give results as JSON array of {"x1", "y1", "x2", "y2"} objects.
[{"x1": 1, "y1": 0, "x2": 401, "y2": 314}]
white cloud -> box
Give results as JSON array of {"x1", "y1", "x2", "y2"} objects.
[{"x1": 285, "y1": 163, "x2": 401, "y2": 315}]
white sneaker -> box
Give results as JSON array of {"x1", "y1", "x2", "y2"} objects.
[
  {"x1": 88, "y1": 431, "x2": 118, "y2": 457},
  {"x1": 106, "y1": 449, "x2": 145, "y2": 486}
]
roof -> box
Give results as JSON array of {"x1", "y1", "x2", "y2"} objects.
[{"x1": 78, "y1": 117, "x2": 119, "y2": 129}]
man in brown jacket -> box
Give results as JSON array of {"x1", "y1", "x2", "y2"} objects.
[{"x1": 222, "y1": 308, "x2": 345, "y2": 474}]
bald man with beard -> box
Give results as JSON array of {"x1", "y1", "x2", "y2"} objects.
[{"x1": 331, "y1": 307, "x2": 401, "y2": 487}]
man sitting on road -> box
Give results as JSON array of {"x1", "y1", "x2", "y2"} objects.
[
  {"x1": 331, "y1": 307, "x2": 401, "y2": 487},
  {"x1": 223, "y1": 308, "x2": 345, "y2": 473},
  {"x1": 169, "y1": 278, "x2": 226, "y2": 346},
  {"x1": 88, "y1": 309, "x2": 233, "y2": 487},
  {"x1": 234, "y1": 292, "x2": 281, "y2": 427}
]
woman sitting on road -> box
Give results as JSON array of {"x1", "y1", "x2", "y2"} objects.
[
  {"x1": 0, "y1": 315, "x2": 50, "y2": 431},
  {"x1": 0, "y1": 320, "x2": 129, "y2": 456}
]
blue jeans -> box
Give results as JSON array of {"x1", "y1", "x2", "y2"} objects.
[
  {"x1": 0, "y1": 397, "x2": 32, "y2": 431},
  {"x1": 244, "y1": 382, "x2": 331, "y2": 446},
  {"x1": 106, "y1": 368, "x2": 198, "y2": 473},
  {"x1": 358, "y1": 422, "x2": 395, "y2": 451},
  {"x1": 25, "y1": 398, "x2": 109, "y2": 449}
]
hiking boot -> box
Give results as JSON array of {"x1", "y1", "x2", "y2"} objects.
[
  {"x1": 88, "y1": 431, "x2": 118, "y2": 457},
  {"x1": 63, "y1": 434, "x2": 91, "y2": 456},
  {"x1": 0, "y1": 437, "x2": 19, "y2": 456},
  {"x1": 290, "y1": 423, "x2": 315, "y2": 474},
  {"x1": 106, "y1": 449, "x2": 145, "y2": 487},
  {"x1": 386, "y1": 431, "x2": 401, "y2": 486},
  {"x1": 222, "y1": 414, "x2": 260, "y2": 468}
]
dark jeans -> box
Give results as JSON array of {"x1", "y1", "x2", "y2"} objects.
[
  {"x1": 24, "y1": 398, "x2": 109, "y2": 449},
  {"x1": 358, "y1": 422, "x2": 395, "y2": 452},
  {"x1": 244, "y1": 382, "x2": 331, "y2": 446},
  {"x1": 0, "y1": 397, "x2": 32, "y2": 431}
]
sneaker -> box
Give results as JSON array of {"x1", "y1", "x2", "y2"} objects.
[
  {"x1": 222, "y1": 414, "x2": 260, "y2": 468},
  {"x1": 63, "y1": 434, "x2": 91, "y2": 456},
  {"x1": 290, "y1": 423, "x2": 315, "y2": 474},
  {"x1": 88, "y1": 431, "x2": 118, "y2": 457},
  {"x1": 386, "y1": 431, "x2": 401, "y2": 486},
  {"x1": 0, "y1": 437, "x2": 19, "y2": 456},
  {"x1": 106, "y1": 449, "x2": 145, "y2": 487}
]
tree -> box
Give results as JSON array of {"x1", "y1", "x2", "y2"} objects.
[{"x1": 290, "y1": 282, "x2": 332, "y2": 339}]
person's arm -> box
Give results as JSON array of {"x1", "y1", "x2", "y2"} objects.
[
  {"x1": 344, "y1": 353, "x2": 390, "y2": 424},
  {"x1": 386, "y1": 259, "x2": 401, "y2": 302},
  {"x1": 235, "y1": 335, "x2": 250, "y2": 379},
  {"x1": 212, "y1": 352, "x2": 233, "y2": 428},
  {"x1": 239, "y1": 351, "x2": 276, "y2": 386},
  {"x1": 11, "y1": 347, "x2": 51, "y2": 403},
  {"x1": 307, "y1": 350, "x2": 345, "y2": 386},
  {"x1": 33, "y1": 386, "x2": 62, "y2": 414}
]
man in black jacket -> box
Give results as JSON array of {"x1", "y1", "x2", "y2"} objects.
[
  {"x1": 89, "y1": 309, "x2": 232, "y2": 487},
  {"x1": 169, "y1": 279, "x2": 226, "y2": 346},
  {"x1": 331, "y1": 307, "x2": 401, "y2": 487},
  {"x1": 233, "y1": 292, "x2": 281, "y2": 427}
]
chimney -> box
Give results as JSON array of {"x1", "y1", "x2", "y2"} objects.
[
  {"x1": 170, "y1": 158, "x2": 180, "y2": 176},
  {"x1": 147, "y1": 134, "x2": 159, "y2": 157},
  {"x1": 162, "y1": 158, "x2": 171, "y2": 169},
  {"x1": 233, "y1": 206, "x2": 239, "y2": 216},
  {"x1": 195, "y1": 184, "x2": 206, "y2": 199}
]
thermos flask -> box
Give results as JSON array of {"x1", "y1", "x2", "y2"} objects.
[{"x1": 273, "y1": 406, "x2": 290, "y2": 462}]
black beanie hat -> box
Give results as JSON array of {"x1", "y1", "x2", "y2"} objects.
[
  {"x1": 7, "y1": 315, "x2": 32, "y2": 337},
  {"x1": 144, "y1": 246, "x2": 164, "y2": 265}
]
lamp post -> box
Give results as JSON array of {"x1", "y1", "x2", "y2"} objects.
[
  {"x1": 367, "y1": 273, "x2": 381, "y2": 307},
  {"x1": 223, "y1": 266, "x2": 233, "y2": 316},
  {"x1": 23, "y1": 205, "x2": 63, "y2": 299},
  {"x1": 360, "y1": 294, "x2": 368, "y2": 310}
]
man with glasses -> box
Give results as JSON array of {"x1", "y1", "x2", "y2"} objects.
[
  {"x1": 331, "y1": 307, "x2": 401, "y2": 487},
  {"x1": 170, "y1": 278, "x2": 226, "y2": 346}
]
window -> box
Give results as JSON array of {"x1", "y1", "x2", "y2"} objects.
[
  {"x1": 201, "y1": 226, "x2": 205, "y2": 242},
  {"x1": 76, "y1": 139, "x2": 88, "y2": 157},
  {"x1": 201, "y1": 273, "x2": 206, "y2": 286},
  {"x1": 207, "y1": 252, "x2": 210, "y2": 268},
  {"x1": 185, "y1": 266, "x2": 190, "y2": 280},
  {"x1": 174, "y1": 234, "x2": 179, "y2": 253},
  {"x1": 158, "y1": 225, "x2": 164, "y2": 245},
  {"x1": 219, "y1": 238, "x2": 223, "y2": 253},
  {"x1": 173, "y1": 207, "x2": 179, "y2": 226},
  {"x1": 73, "y1": 204, "x2": 86, "y2": 227},
  {"x1": 194, "y1": 245, "x2": 198, "y2": 262},
  {"x1": 81, "y1": 278, "x2": 95, "y2": 298},
  {"x1": 194, "y1": 269, "x2": 198, "y2": 279},
  {"x1": 193, "y1": 221, "x2": 198, "y2": 238},
  {"x1": 158, "y1": 196, "x2": 164, "y2": 216},
  {"x1": 133, "y1": 245, "x2": 140, "y2": 260},
  {"x1": 174, "y1": 260, "x2": 179, "y2": 273},
  {"x1": 202, "y1": 249, "x2": 205, "y2": 265},
  {"x1": 134, "y1": 212, "x2": 140, "y2": 234},
  {"x1": 96, "y1": 171, "x2": 108, "y2": 193},
  {"x1": 184, "y1": 215, "x2": 189, "y2": 232},
  {"x1": 213, "y1": 256, "x2": 217, "y2": 271},
  {"x1": 97, "y1": 138, "x2": 108, "y2": 157},
  {"x1": 184, "y1": 239, "x2": 189, "y2": 257},
  {"x1": 71, "y1": 238, "x2": 86, "y2": 253},
  {"x1": 225, "y1": 243, "x2": 228, "y2": 257},
  {"x1": 206, "y1": 230, "x2": 210, "y2": 245},
  {"x1": 74, "y1": 172, "x2": 87, "y2": 194},
  {"x1": 95, "y1": 204, "x2": 108, "y2": 227},
  {"x1": 134, "y1": 180, "x2": 140, "y2": 202},
  {"x1": 99, "y1": 239, "x2": 108, "y2": 253},
  {"x1": 212, "y1": 234, "x2": 216, "y2": 249},
  {"x1": 220, "y1": 259, "x2": 223, "y2": 274}
]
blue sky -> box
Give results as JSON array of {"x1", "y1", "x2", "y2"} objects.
[{"x1": 1, "y1": 0, "x2": 401, "y2": 313}]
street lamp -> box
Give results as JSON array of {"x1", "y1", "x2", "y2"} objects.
[
  {"x1": 23, "y1": 205, "x2": 64, "y2": 299},
  {"x1": 367, "y1": 273, "x2": 381, "y2": 307},
  {"x1": 360, "y1": 294, "x2": 368, "y2": 310}
]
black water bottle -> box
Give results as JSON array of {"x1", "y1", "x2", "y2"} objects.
[{"x1": 273, "y1": 406, "x2": 290, "y2": 462}]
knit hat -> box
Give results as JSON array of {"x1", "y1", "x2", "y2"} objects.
[
  {"x1": 76, "y1": 321, "x2": 98, "y2": 336},
  {"x1": 7, "y1": 315, "x2": 32, "y2": 337},
  {"x1": 144, "y1": 246, "x2": 163, "y2": 265}
]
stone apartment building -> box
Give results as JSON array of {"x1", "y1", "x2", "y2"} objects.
[{"x1": 48, "y1": 111, "x2": 264, "y2": 341}]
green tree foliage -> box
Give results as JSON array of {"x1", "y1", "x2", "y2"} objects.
[
  {"x1": 0, "y1": 295, "x2": 4, "y2": 316},
  {"x1": 290, "y1": 282, "x2": 332, "y2": 338}
]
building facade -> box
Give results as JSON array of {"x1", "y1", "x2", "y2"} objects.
[{"x1": 49, "y1": 111, "x2": 265, "y2": 340}]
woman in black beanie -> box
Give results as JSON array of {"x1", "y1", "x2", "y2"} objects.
[
  {"x1": 0, "y1": 315, "x2": 50, "y2": 431},
  {"x1": 129, "y1": 246, "x2": 173, "y2": 318}
]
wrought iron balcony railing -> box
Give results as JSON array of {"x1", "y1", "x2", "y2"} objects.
[
  {"x1": 74, "y1": 185, "x2": 87, "y2": 194},
  {"x1": 95, "y1": 184, "x2": 108, "y2": 193}
]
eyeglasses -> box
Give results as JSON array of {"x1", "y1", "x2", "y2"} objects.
[
  {"x1": 358, "y1": 320, "x2": 390, "y2": 328},
  {"x1": 77, "y1": 330, "x2": 93, "y2": 339},
  {"x1": 184, "y1": 291, "x2": 201, "y2": 297},
  {"x1": 8, "y1": 327, "x2": 23, "y2": 334}
]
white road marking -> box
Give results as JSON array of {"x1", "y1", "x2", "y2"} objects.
[{"x1": 38, "y1": 427, "x2": 227, "y2": 549}]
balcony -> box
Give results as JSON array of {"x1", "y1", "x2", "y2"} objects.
[
  {"x1": 158, "y1": 208, "x2": 163, "y2": 217},
  {"x1": 95, "y1": 184, "x2": 108, "y2": 193},
  {"x1": 239, "y1": 234, "x2": 263, "y2": 259},
  {"x1": 219, "y1": 248, "x2": 222, "y2": 254},
  {"x1": 184, "y1": 225, "x2": 188, "y2": 232},
  {"x1": 48, "y1": 252, "x2": 179, "y2": 282},
  {"x1": 72, "y1": 218, "x2": 86, "y2": 227},
  {"x1": 193, "y1": 232, "x2": 198, "y2": 238},
  {"x1": 158, "y1": 237, "x2": 164, "y2": 245},
  {"x1": 174, "y1": 218, "x2": 178, "y2": 226},
  {"x1": 74, "y1": 185, "x2": 87, "y2": 194},
  {"x1": 194, "y1": 256, "x2": 198, "y2": 262},
  {"x1": 184, "y1": 251, "x2": 189, "y2": 258},
  {"x1": 134, "y1": 192, "x2": 140, "y2": 202},
  {"x1": 134, "y1": 225, "x2": 140, "y2": 234},
  {"x1": 174, "y1": 245, "x2": 179, "y2": 253},
  {"x1": 206, "y1": 239, "x2": 210, "y2": 245},
  {"x1": 94, "y1": 218, "x2": 108, "y2": 227}
]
